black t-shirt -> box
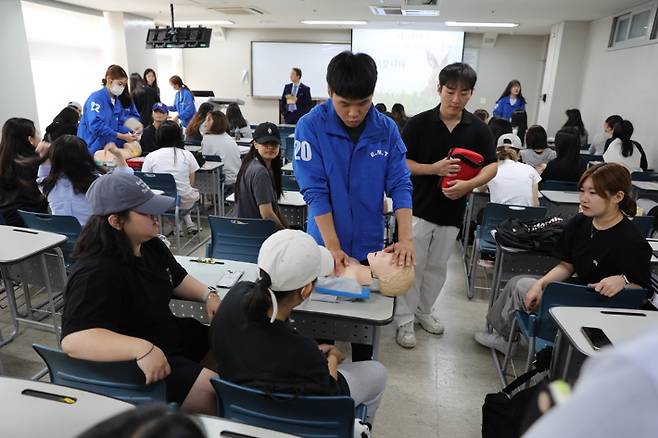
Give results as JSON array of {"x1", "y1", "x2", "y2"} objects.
[
  {"x1": 340, "y1": 120, "x2": 367, "y2": 144},
  {"x1": 0, "y1": 156, "x2": 48, "y2": 226},
  {"x1": 61, "y1": 238, "x2": 191, "y2": 355},
  {"x1": 140, "y1": 124, "x2": 158, "y2": 156},
  {"x1": 541, "y1": 157, "x2": 587, "y2": 183},
  {"x1": 554, "y1": 214, "x2": 652, "y2": 290},
  {"x1": 131, "y1": 86, "x2": 159, "y2": 127},
  {"x1": 210, "y1": 282, "x2": 348, "y2": 396},
  {"x1": 403, "y1": 105, "x2": 495, "y2": 227}
]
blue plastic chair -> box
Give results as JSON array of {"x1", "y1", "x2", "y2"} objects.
[
  {"x1": 0, "y1": 213, "x2": 6, "y2": 225},
  {"x1": 467, "y1": 203, "x2": 547, "y2": 298},
  {"x1": 206, "y1": 216, "x2": 277, "y2": 262},
  {"x1": 631, "y1": 171, "x2": 658, "y2": 181},
  {"x1": 539, "y1": 180, "x2": 578, "y2": 191},
  {"x1": 18, "y1": 211, "x2": 82, "y2": 267},
  {"x1": 211, "y1": 377, "x2": 366, "y2": 438},
  {"x1": 581, "y1": 154, "x2": 603, "y2": 165},
  {"x1": 33, "y1": 344, "x2": 166, "y2": 405},
  {"x1": 134, "y1": 172, "x2": 201, "y2": 250},
  {"x1": 501, "y1": 282, "x2": 647, "y2": 383},
  {"x1": 282, "y1": 174, "x2": 300, "y2": 192}
]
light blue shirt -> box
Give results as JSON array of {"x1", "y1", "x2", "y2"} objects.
[
  {"x1": 288, "y1": 83, "x2": 299, "y2": 112},
  {"x1": 37, "y1": 165, "x2": 133, "y2": 226}
]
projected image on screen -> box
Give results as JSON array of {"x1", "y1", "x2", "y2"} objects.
[{"x1": 352, "y1": 29, "x2": 464, "y2": 117}]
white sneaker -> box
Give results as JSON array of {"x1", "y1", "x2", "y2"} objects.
[
  {"x1": 474, "y1": 330, "x2": 513, "y2": 354},
  {"x1": 416, "y1": 314, "x2": 445, "y2": 335},
  {"x1": 396, "y1": 322, "x2": 416, "y2": 349}
]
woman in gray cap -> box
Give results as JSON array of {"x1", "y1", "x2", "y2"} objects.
[{"x1": 59, "y1": 172, "x2": 220, "y2": 415}]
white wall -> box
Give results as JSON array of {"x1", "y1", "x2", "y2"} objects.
[
  {"x1": 536, "y1": 21, "x2": 590, "y2": 135},
  {"x1": 1, "y1": 0, "x2": 38, "y2": 127},
  {"x1": 464, "y1": 33, "x2": 548, "y2": 125},
  {"x1": 183, "y1": 28, "x2": 350, "y2": 124},
  {"x1": 123, "y1": 13, "x2": 158, "y2": 78},
  {"x1": 579, "y1": 16, "x2": 658, "y2": 167}
]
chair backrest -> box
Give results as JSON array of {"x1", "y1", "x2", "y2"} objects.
[
  {"x1": 631, "y1": 216, "x2": 654, "y2": 238},
  {"x1": 282, "y1": 174, "x2": 300, "y2": 192},
  {"x1": 282, "y1": 135, "x2": 295, "y2": 164},
  {"x1": 18, "y1": 211, "x2": 81, "y2": 265},
  {"x1": 581, "y1": 154, "x2": 603, "y2": 164},
  {"x1": 207, "y1": 216, "x2": 277, "y2": 262},
  {"x1": 534, "y1": 282, "x2": 647, "y2": 341},
  {"x1": 0, "y1": 213, "x2": 5, "y2": 225},
  {"x1": 184, "y1": 139, "x2": 201, "y2": 146},
  {"x1": 631, "y1": 171, "x2": 658, "y2": 182},
  {"x1": 33, "y1": 344, "x2": 166, "y2": 405},
  {"x1": 204, "y1": 154, "x2": 223, "y2": 162},
  {"x1": 540, "y1": 180, "x2": 579, "y2": 191},
  {"x1": 134, "y1": 171, "x2": 179, "y2": 202},
  {"x1": 211, "y1": 377, "x2": 355, "y2": 438},
  {"x1": 480, "y1": 203, "x2": 547, "y2": 245}
]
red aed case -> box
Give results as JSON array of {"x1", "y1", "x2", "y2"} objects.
[{"x1": 439, "y1": 147, "x2": 484, "y2": 189}]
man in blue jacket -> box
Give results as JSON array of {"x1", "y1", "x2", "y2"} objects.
[
  {"x1": 294, "y1": 51, "x2": 414, "y2": 361},
  {"x1": 78, "y1": 78, "x2": 141, "y2": 155},
  {"x1": 294, "y1": 51, "x2": 414, "y2": 279},
  {"x1": 279, "y1": 68, "x2": 312, "y2": 125}
]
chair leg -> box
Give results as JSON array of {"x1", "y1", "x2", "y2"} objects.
[
  {"x1": 500, "y1": 317, "x2": 518, "y2": 380},
  {"x1": 524, "y1": 337, "x2": 536, "y2": 389},
  {"x1": 175, "y1": 208, "x2": 181, "y2": 250},
  {"x1": 467, "y1": 238, "x2": 480, "y2": 299}
]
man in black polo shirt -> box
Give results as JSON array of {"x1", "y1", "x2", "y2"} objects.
[{"x1": 395, "y1": 63, "x2": 496, "y2": 348}]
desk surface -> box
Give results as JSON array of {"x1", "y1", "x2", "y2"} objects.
[
  {"x1": 0, "y1": 376, "x2": 132, "y2": 438},
  {"x1": 177, "y1": 256, "x2": 395, "y2": 325},
  {"x1": 540, "y1": 190, "x2": 580, "y2": 204},
  {"x1": 282, "y1": 162, "x2": 294, "y2": 172},
  {"x1": 648, "y1": 239, "x2": 658, "y2": 263},
  {"x1": 0, "y1": 376, "x2": 295, "y2": 438},
  {"x1": 0, "y1": 226, "x2": 67, "y2": 264},
  {"x1": 226, "y1": 191, "x2": 306, "y2": 207},
  {"x1": 633, "y1": 181, "x2": 658, "y2": 191},
  {"x1": 184, "y1": 145, "x2": 201, "y2": 152},
  {"x1": 550, "y1": 306, "x2": 658, "y2": 357}
]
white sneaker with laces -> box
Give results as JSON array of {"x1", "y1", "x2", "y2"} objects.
[
  {"x1": 474, "y1": 330, "x2": 512, "y2": 354},
  {"x1": 396, "y1": 322, "x2": 416, "y2": 349},
  {"x1": 416, "y1": 314, "x2": 445, "y2": 335}
]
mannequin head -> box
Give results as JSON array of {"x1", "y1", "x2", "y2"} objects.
[{"x1": 367, "y1": 251, "x2": 414, "y2": 296}]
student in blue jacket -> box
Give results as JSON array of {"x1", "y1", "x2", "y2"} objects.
[
  {"x1": 168, "y1": 75, "x2": 196, "y2": 128},
  {"x1": 294, "y1": 51, "x2": 415, "y2": 295},
  {"x1": 492, "y1": 79, "x2": 526, "y2": 121},
  {"x1": 78, "y1": 65, "x2": 141, "y2": 155}
]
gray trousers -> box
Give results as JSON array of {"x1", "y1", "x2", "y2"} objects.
[
  {"x1": 395, "y1": 216, "x2": 459, "y2": 326},
  {"x1": 487, "y1": 275, "x2": 540, "y2": 336},
  {"x1": 338, "y1": 360, "x2": 387, "y2": 423}
]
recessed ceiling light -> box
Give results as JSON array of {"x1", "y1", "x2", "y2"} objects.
[
  {"x1": 177, "y1": 20, "x2": 235, "y2": 26},
  {"x1": 301, "y1": 20, "x2": 368, "y2": 25},
  {"x1": 401, "y1": 9, "x2": 439, "y2": 17},
  {"x1": 445, "y1": 21, "x2": 518, "y2": 28}
]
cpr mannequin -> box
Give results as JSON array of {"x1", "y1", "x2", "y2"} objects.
[
  {"x1": 340, "y1": 250, "x2": 415, "y2": 297},
  {"x1": 93, "y1": 117, "x2": 142, "y2": 163}
]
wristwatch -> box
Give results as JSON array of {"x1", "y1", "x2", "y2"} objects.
[
  {"x1": 202, "y1": 286, "x2": 219, "y2": 303},
  {"x1": 621, "y1": 274, "x2": 630, "y2": 286}
]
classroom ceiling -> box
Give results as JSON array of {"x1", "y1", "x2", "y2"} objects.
[{"x1": 58, "y1": 0, "x2": 647, "y2": 35}]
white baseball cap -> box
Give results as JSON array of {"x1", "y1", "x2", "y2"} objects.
[
  {"x1": 258, "y1": 230, "x2": 334, "y2": 291},
  {"x1": 497, "y1": 133, "x2": 523, "y2": 150}
]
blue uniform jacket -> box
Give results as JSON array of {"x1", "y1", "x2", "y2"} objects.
[
  {"x1": 492, "y1": 95, "x2": 526, "y2": 121},
  {"x1": 78, "y1": 87, "x2": 141, "y2": 154},
  {"x1": 169, "y1": 88, "x2": 196, "y2": 127},
  {"x1": 293, "y1": 100, "x2": 413, "y2": 261}
]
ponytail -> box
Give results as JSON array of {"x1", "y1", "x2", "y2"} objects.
[
  {"x1": 619, "y1": 194, "x2": 637, "y2": 217},
  {"x1": 242, "y1": 269, "x2": 303, "y2": 323}
]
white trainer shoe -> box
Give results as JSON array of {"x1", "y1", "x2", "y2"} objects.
[
  {"x1": 474, "y1": 330, "x2": 512, "y2": 354},
  {"x1": 396, "y1": 322, "x2": 416, "y2": 349},
  {"x1": 416, "y1": 314, "x2": 445, "y2": 335}
]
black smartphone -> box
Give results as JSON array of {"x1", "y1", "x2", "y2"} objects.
[{"x1": 581, "y1": 326, "x2": 612, "y2": 350}]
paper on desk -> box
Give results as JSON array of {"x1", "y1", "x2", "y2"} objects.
[{"x1": 310, "y1": 292, "x2": 338, "y2": 303}]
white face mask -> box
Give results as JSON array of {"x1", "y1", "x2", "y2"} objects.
[
  {"x1": 110, "y1": 83, "x2": 125, "y2": 96},
  {"x1": 199, "y1": 125, "x2": 208, "y2": 135}
]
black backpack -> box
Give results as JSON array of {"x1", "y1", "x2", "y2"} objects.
[{"x1": 495, "y1": 217, "x2": 565, "y2": 254}]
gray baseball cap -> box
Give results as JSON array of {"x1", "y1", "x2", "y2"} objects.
[{"x1": 86, "y1": 172, "x2": 175, "y2": 215}]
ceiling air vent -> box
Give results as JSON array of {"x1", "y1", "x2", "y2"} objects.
[
  {"x1": 208, "y1": 7, "x2": 265, "y2": 16},
  {"x1": 369, "y1": 6, "x2": 403, "y2": 16}
]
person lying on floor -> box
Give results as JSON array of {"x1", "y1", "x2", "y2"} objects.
[{"x1": 475, "y1": 162, "x2": 652, "y2": 352}]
